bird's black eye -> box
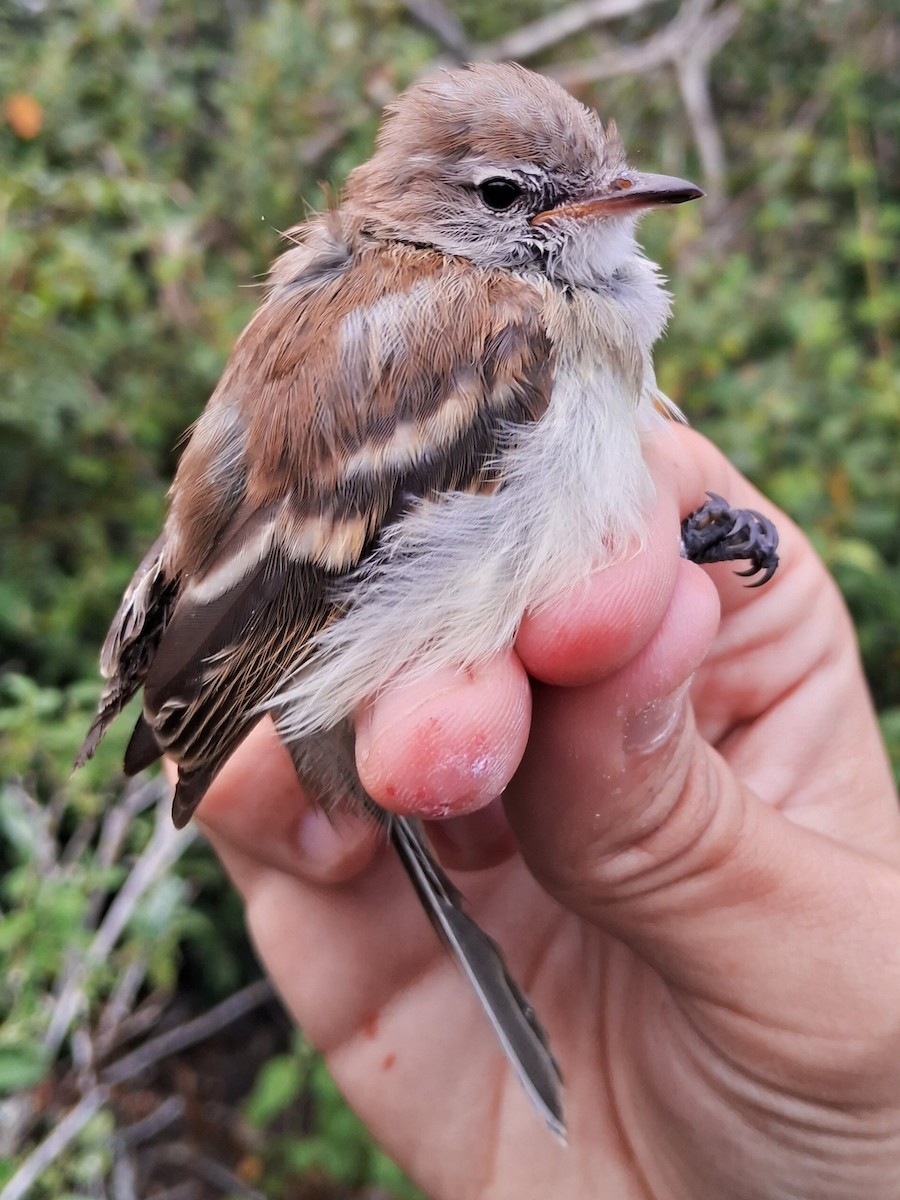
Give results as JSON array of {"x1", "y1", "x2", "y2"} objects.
[{"x1": 478, "y1": 177, "x2": 522, "y2": 211}]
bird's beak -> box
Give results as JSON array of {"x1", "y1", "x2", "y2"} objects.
[{"x1": 531, "y1": 172, "x2": 704, "y2": 225}]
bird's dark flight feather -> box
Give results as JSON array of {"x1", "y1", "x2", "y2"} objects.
[{"x1": 390, "y1": 815, "x2": 565, "y2": 1139}]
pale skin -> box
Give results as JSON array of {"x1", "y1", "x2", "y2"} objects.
[{"x1": 191, "y1": 425, "x2": 900, "y2": 1199}]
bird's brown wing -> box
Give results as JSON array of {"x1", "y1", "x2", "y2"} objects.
[
  {"x1": 75, "y1": 534, "x2": 176, "y2": 769},
  {"x1": 78, "y1": 230, "x2": 553, "y2": 825}
]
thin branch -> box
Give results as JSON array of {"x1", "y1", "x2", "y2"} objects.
[
  {"x1": 71, "y1": 1024, "x2": 98, "y2": 1088},
  {"x1": 0, "y1": 1087, "x2": 110, "y2": 1200},
  {"x1": 117, "y1": 1095, "x2": 185, "y2": 1147},
  {"x1": 3, "y1": 982, "x2": 275, "y2": 1199},
  {"x1": 297, "y1": 106, "x2": 369, "y2": 166},
  {"x1": 101, "y1": 979, "x2": 275, "y2": 1086},
  {"x1": 2, "y1": 781, "x2": 57, "y2": 875},
  {"x1": 96, "y1": 776, "x2": 169, "y2": 874},
  {"x1": 50, "y1": 776, "x2": 170, "y2": 993},
  {"x1": 160, "y1": 1145, "x2": 266, "y2": 1200},
  {"x1": 551, "y1": 20, "x2": 691, "y2": 87},
  {"x1": 400, "y1": 0, "x2": 470, "y2": 59},
  {"x1": 553, "y1": 0, "x2": 714, "y2": 85},
  {"x1": 111, "y1": 1145, "x2": 139, "y2": 1200},
  {"x1": 57, "y1": 812, "x2": 98, "y2": 870},
  {"x1": 44, "y1": 791, "x2": 196, "y2": 1060},
  {"x1": 674, "y1": 3, "x2": 741, "y2": 215},
  {"x1": 98, "y1": 987, "x2": 171, "y2": 1053},
  {"x1": 477, "y1": 0, "x2": 666, "y2": 62},
  {"x1": 4, "y1": 793, "x2": 186, "y2": 1160},
  {"x1": 0, "y1": 1097, "x2": 36, "y2": 1158},
  {"x1": 96, "y1": 958, "x2": 150, "y2": 1052}
]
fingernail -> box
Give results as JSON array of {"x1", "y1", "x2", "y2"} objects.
[
  {"x1": 623, "y1": 678, "x2": 691, "y2": 756},
  {"x1": 298, "y1": 807, "x2": 346, "y2": 862}
]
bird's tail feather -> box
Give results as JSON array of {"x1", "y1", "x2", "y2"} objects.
[{"x1": 389, "y1": 814, "x2": 565, "y2": 1139}]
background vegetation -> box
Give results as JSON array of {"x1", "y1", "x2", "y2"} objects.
[{"x1": 1, "y1": 0, "x2": 897, "y2": 1195}]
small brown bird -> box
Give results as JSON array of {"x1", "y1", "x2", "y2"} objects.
[{"x1": 78, "y1": 63, "x2": 777, "y2": 1138}]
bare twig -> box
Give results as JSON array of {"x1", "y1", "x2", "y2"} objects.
[
  {"x1": 3, "y1": 792, "x2": 189, "y2": 1160},
  {"x1": 144, "y1": 1187, "x2": 195, "y2": 1200},
  {"x1": 1, "y1": 782, "x2": 176, "y2": 1157},
  {"x1": 50, "y1": 777, "x2": 169, "y2": 1007},
  {"x1": 478, "y1": 0, "x2": 666, "y2": 62},
  {"x1": 674, "y1": 1, "x2": 741, "y2": 215},
  {"x1": 3, "y1": 982, "x2": 275, "y2": 1199},
  {"x1": 57, "y1": 812, "x2": 98, "y2": 869},
  {"x1": 0, "y1": 1087, "x2": 110, "y2": 1200},
  {"x1": 99, "y1": 987, "x2": 171, "y2": 1053},
  {"x1": 96, "y1": 958, "x2": 150, "y2": 1052},
  {"x1": 552, "y1": 0, "x2": 722, "y2": 84},
  {"x1": 161, "y1": 1145, "x2": 266, "y2": 1200},
  {"x1": 102, "y1": 979, "x2": 275, "y2": 1086},
  {"x1": 32, "y1": 776, "x2": 172, "y2": 1154},
  {"x1": 111, "y1": 1145, "x2": 139, "y2": 1200},
  {"x1": 118, "y1": 1095, "x2": 185, "y2": 1147},
  {"x1": 401, "y1": 0, "x2": 470, "y2": 59},
  {"x1": 551, "y1": 19, "x2": 693, "y2": 86},
  {"x1": 1, "y1": 781, "x2": 57, "y2": 875},
  {"x1": 44, "y1": 788, "x2": 196, "y2": 1060},
  {"x1": 0, "y1": 1097, "x2": 36, "y2": 1159},
  {"x1": 71, "y1": 1024, "x2": 98, "y2": 1092},
  {"x1": 297, "y1": 105, "x2": 369, "y2": 166},
  {"x1": 96, "y1": 776, "x2": 170, "y2": 874}
]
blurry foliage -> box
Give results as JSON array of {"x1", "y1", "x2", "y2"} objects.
[
  {"x1": 0, "y1": 0, "x2": 897, "y2": 1194},
  {"x1": 244, "y1": 1034, "x2": 424, "y2": 1198}
]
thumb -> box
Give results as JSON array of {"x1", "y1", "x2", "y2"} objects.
[
  {"x1": 509, "y1": 555, "x2": 724, "y2": 972},
  {"x1": 510, "y1": 556, "x2": 722, "y2": 939},
  {"x1": 508, "y1": 556, "x2": 900, "y2": 1044}
]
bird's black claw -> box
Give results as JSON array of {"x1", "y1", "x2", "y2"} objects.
[{"x1": 681, "y1": 492, "x2": 779, "y2": 587}]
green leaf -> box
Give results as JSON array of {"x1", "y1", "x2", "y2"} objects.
[
  {"x1": 244, "y1": 1053, "x2": 303, "y2": 1127},
  {"x1": 0, "y1": 1044, "x2": 49, "y2": 1094}
]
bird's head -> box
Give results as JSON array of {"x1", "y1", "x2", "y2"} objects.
[{"x1": 344, "y1": 62, "x2": 703, "y2": 287}]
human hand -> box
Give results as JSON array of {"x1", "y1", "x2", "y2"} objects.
[{"x1": 196, "y1": 424, "x2": 900, "y2": 1199}]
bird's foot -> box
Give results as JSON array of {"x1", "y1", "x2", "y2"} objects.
[{"x1": 681, "y1": 492, "x2": 779, "y2": 587}]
